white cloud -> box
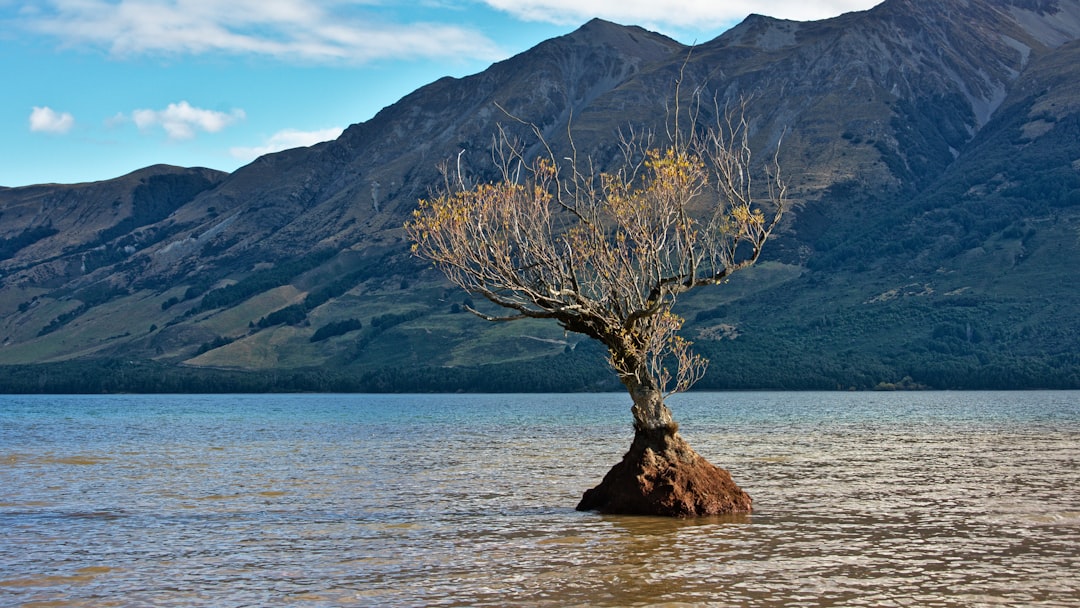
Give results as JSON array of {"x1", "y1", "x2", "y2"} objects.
[
  {"x1": 131, "y1": 101, "x2": 245, "y2": 140},
  {"x1": 230, "y1": 127, "x2": 345, "y2": 161},
  {"x1": 29, "y1": 106, "x2": 75, "y2": 134},
  {"x1": 24, "y1": 0, "x2": 502, "y2": 64},
  {"x1": 481, "y1": 0, "x2": 883, "y2": 29}
]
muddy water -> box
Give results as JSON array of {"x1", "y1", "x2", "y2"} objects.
[{"x1": 1, "y1": 392, "x2": 1077, "y2": 606}]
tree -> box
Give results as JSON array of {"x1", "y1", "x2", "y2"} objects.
[{"x1": 406, "y1": 101, "x2": 787, "y2": 516}]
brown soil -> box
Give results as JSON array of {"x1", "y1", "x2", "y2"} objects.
[{"x1": 576, "y1": 427, "x2": 752, "y2": 517}]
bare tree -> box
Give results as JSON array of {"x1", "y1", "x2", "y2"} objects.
[{"x1": 406, "y1": 101, "x2": 786, "y2": 516}]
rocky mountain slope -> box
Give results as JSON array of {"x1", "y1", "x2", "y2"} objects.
[{"x1": 1, "y1": 0, "x2": 1078, "y2": 391}]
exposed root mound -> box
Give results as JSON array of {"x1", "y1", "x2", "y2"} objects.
[{"x1": 576, "y1": 427, "x2": 752, "y2": 517}]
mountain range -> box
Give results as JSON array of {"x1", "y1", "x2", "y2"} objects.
[{"x1": 2, "y1": 0, "x2": 1079, "y2": 392}]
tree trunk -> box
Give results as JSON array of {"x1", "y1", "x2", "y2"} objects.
[{"x1": 576, "y1": 379, "x2": 752, "y2": 517}]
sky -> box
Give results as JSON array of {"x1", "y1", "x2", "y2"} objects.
[{"x1": 1, "y1": 1, "x2": 883, "y2": 188}]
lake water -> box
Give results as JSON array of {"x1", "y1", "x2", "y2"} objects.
[{"x1": 1, "y1": 391, "x2": 1078, "y2": 607}]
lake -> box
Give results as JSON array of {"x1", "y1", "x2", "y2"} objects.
[{"x1": 1, "y1": 391, "x2": 1078, "y2": 606}]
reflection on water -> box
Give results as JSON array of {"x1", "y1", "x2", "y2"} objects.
[{"x1": 1, "y1": 391, "x2": 1078, "y2": 606}]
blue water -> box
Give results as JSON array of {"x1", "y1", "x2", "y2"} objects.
[{"x1": 2, "y1": 391, "x2": 1078, "y2": 606}]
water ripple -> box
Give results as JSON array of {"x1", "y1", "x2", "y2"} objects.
[{"x1": 1, "y1": 391, "x2": 1077, "y2": 606}]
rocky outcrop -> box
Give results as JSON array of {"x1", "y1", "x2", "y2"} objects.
[{"x1": 577, "y1": 427, "x2": 752, "y2": 517}]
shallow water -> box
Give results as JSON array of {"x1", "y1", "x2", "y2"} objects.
[{"x1": 1, "y1": 391, "x2": 1078, "y2": 606}]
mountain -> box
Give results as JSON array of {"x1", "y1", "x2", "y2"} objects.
[{"x1": 1, "y1": 0, "x2": 1079, "y2": 392}]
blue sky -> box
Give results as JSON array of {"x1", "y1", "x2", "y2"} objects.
[{"x1": 1, "y1": 1, "x2": 881, "y2": 187}]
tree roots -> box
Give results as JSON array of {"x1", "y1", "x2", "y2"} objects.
[{"x1": 576, "y1": 428, "x2": 752, "y2": 517}]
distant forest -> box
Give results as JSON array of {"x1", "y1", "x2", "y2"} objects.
[{"x1": 1, "y1": 337, "x2": 1076, "y2": 394}]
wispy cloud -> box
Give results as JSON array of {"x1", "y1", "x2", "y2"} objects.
[
  {"x1": 481, "y1": 0, "x2": 881, "y2": 28},
  {"x1": 230, "y1": 127, "x2": 345, "y2": 161},
  {"x1": 131, "y1": 101, "x2": 245, "y2": 140},
  {"x1": 29, "y1": 106, "x2": 75, "y2": 134},
  {"x1": 22, "y1": 0, "x2": 502, "y2": 63}
]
